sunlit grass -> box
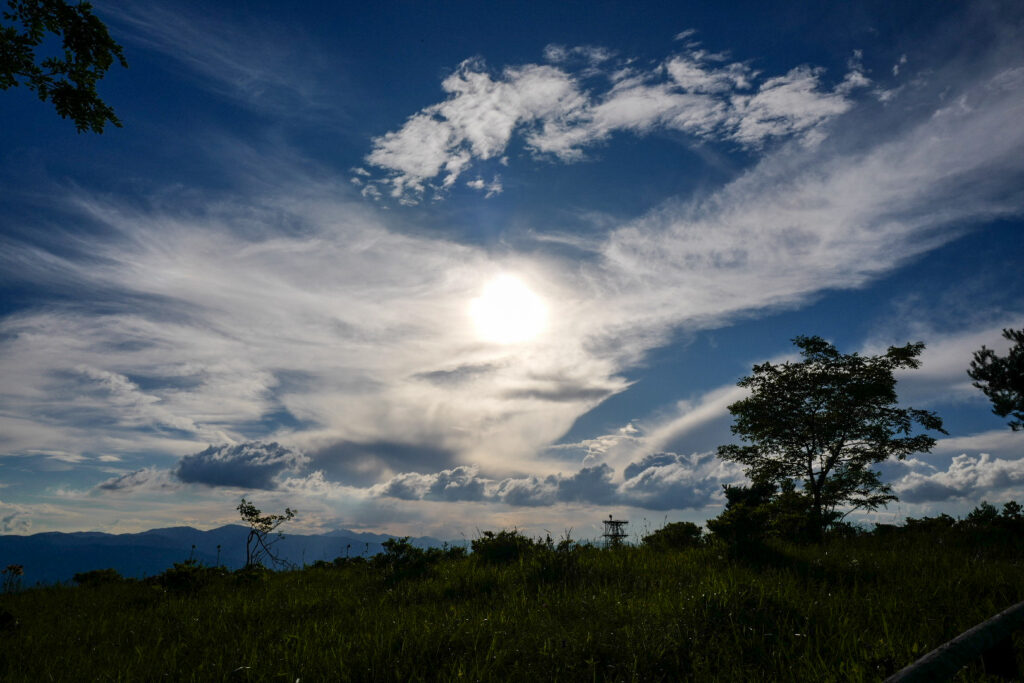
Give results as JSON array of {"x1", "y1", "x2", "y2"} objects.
[{"x1": 2, "y1": 533, "x2": 1023, "y2": 681}]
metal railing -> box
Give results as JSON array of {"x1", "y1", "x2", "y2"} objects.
[{"x1": 886, "y1": 599, "x2": 1024, "y2": 682}]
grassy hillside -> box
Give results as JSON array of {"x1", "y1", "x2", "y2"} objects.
[{"x1": 1, "y1": 530, "x2": 1023, "y2": 681}]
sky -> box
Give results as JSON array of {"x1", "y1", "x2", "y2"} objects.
[{"x1": 1, "y1": 0, "x2": 1023, "y2": 540}]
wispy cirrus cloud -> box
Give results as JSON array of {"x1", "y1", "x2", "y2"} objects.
[
  {"x1": 363, "y1": 41, "x2": 869, "y2": 204},
  {"x1": 97, "y1": 466, "x2": 182, "y2": 493},
  {"x1": 98, "y1": 1, "x2": 341, "y2": 116},
  {"x1": 1, "y1": 18, "x2": 1023, "y2": 533}
]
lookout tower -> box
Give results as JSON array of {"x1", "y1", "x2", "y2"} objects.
[{"x1": 602, "y1": 514, "x2": 628, "y2": 548}]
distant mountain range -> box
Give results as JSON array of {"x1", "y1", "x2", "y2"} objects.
[{"x1": 0, "y1": 525, "x2": 449, "y2": 585}]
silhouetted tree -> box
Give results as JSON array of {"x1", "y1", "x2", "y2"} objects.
[
  {"x1": 717, "y1": 336, "x2": 946, "y2": 538},
  {"x1": 237, "y1": 498, "x2": 296, "y2": 569},
  {"x1": 964, "y1": 500, "x2": 1000, "y2": 528},
  {"x1": 2, "y1": 0, "x2": 126, "y2": 132},
  {"x1": 968, "y1": 328, "x2": 1024, "y2": 431}
]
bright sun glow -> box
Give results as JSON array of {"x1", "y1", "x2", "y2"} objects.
[{"x1": 470, "y1": 274, "x2": 547, "y2": 344}]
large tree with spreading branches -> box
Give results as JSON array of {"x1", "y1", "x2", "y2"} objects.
[{"x1": 717, "y1": 336, "x2": 946, "y2": 537}]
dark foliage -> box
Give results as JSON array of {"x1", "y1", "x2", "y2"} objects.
[
  {"x1": 72, "y1": 567, "x2": 126, "y2": 587},
  {"x1": 4, "y1": 515, "x2": 1024, "y2": 681},
  {"x1": 876, "y1": 500, "x2": 1024, "y2": 552},
  {"x1": 372, "y1": 537, "x2": 465, "y2": 584},
  {"x1": 642, "y1": 521, "x2": 703, "y2": 550},
  {"x1": 523, "y1": 533, "x2": 584, "y2": 587},
  {"x1": 1, "y1": 0, "x2": 126, "y2": 132},
  {"x1": 151, "y1": 558, "x2": 228, "y2": 592},
  {"x1": 4, "y1": 511, "x2": 1024, "y2": 681},
  {"x1": 969, "y1": 328, "x2": 1024, "y2": 431},
  {"x1": 470, "y1": 529, "x2": 538, "y2": 565},
  {"x1": 231, "y1": 563, "x2": 270, "y2": 586},
  {"x1": 0, "y1": 608, "x2": 17, "y2": 631},
  {"x1": 706, "y1": 480, "x2": 858, "y2": 547}
]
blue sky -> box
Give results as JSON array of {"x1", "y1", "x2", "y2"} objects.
[{"x1": 1, "y1": 1, "x2": 1023, "y2": 539}]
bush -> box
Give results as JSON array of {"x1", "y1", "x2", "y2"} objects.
[
  {"x1": 902, "y1": 513, "x2": 957, "y2": 535},
  {"x1": 642, "y1": 522, "x2": 703, "y2": 551},
  {"x1": 524, "y1": 537, "x2": 582, "y2": 587},
  {"x1": 706, "y1": 482, "x2": 776, "y2": 547},
  {"x1": 706, "y1": 481, "x2": 835, "y2": 547},
  {"x1": 374, "y1": 537, "x2": 433, "y2": 583},
  {"x1": 471, "y1": 530, "x2": 537, "y2": 565},
  {"x1": 72, "y1": 568, "x2": 126, "y2": 587},
  {"x1": 965, "y1": 501, "x2": 999, "y2": 528},
  {"x1": 232, "y1": 563, "x2": 270, "y2": 586},
  {"x1": 155, "y1": 559, "x2": 227, "y2": 592}
]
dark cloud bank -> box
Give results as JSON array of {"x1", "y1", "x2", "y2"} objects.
[{"x1": 95, "y1": 439, "x2": 745, "y2": 511}]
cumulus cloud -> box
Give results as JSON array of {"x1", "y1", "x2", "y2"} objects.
[
  {"x1": 175, "y1": 442, "x2": 309, "y2": 489},
  {"x1": 378, "y1": 464, "x2": 487, "y2": 502},
  {"x1": 373, "y1": 451, "x2": 741, "y2": 510},
  {"x1": 92, "y1": 441, "x2": 308, "y2": 493},
  {"x1": 366, "y1": 43, "x2": 868, "y2": 203},
  {"x1": 895, "y1": 453, "x2": 1024, "y2": 503},
  {"x1": 366, "y1": 58, "x2": 586, "y2": 201},
  {"x1": 619, "y1": 451, "x2": 744, "y2": 509}
]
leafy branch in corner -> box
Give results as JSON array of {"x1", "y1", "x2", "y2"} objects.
[
  {"x1": 969, "y1": 328, "x2": 1024, "y2": 431},
  {"x1": 2, "y1": 0, "x2": 127, "y2": 132}
]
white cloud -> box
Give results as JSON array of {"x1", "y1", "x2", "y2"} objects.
[
  {"x1": 367, "y1": 59, "x2": 586, "y2": 201},
  {"x1": 868, "y1": 315, "x2": 1024, "y2": 408},
  {"x1": 5, "y1": 51, "x2": 1023, "y2": 493},
  {"x1": 543, "y1": 44, "x2": 616, "y2": 65},
  {"x1": 893, "y1": 54, "x2": 908, "y2": 77},
  {"x1": 728, "y1": 66, "x2": 854, "y2": 147},
  {"x1": 100, "y1": 2, "x2": 339, "y2": 115},
  {"x1": 0, "y1": 499, "x2": 32, "y2": 533},
  {"x1": 368, "y1": 450, "x2": 741, "y2": 511},
  {"x1": 931, "y1": 430, "x2": 1024, "y2": 458},
  {"x1": 75, "y1": 365, "x2": 199, "y2": 433},
  {"x1": 96, "y1": 466, "x2": 182, "y2": 493},
  {"x1": 367, "y1": 45, "x2": 868, "y2": 203},
  {"x1": 2, "y1": 24, "x2": 1023, "y2": 531},
  {"x1": 895, "y1": 452, "x2": 1024, "y2": 503},
  {"x1": 618, "y1": 451, "x2": 743, "y2": 509},
  {"x1": 594, "y1": 64, "x2": 1024, "y2": 353}
]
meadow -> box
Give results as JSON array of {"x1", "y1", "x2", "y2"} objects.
[{"x1": 2, "y1": 521, "x2": 1024, "y2": 682}]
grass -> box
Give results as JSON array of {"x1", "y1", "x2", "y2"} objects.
[{"x1": 2, "y1": 532, "x2": 1024, "y2": 681}]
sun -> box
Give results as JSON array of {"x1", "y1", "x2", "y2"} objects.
[{"x1": 470, "y1": 274, "x2": 547, "y2": 344}]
